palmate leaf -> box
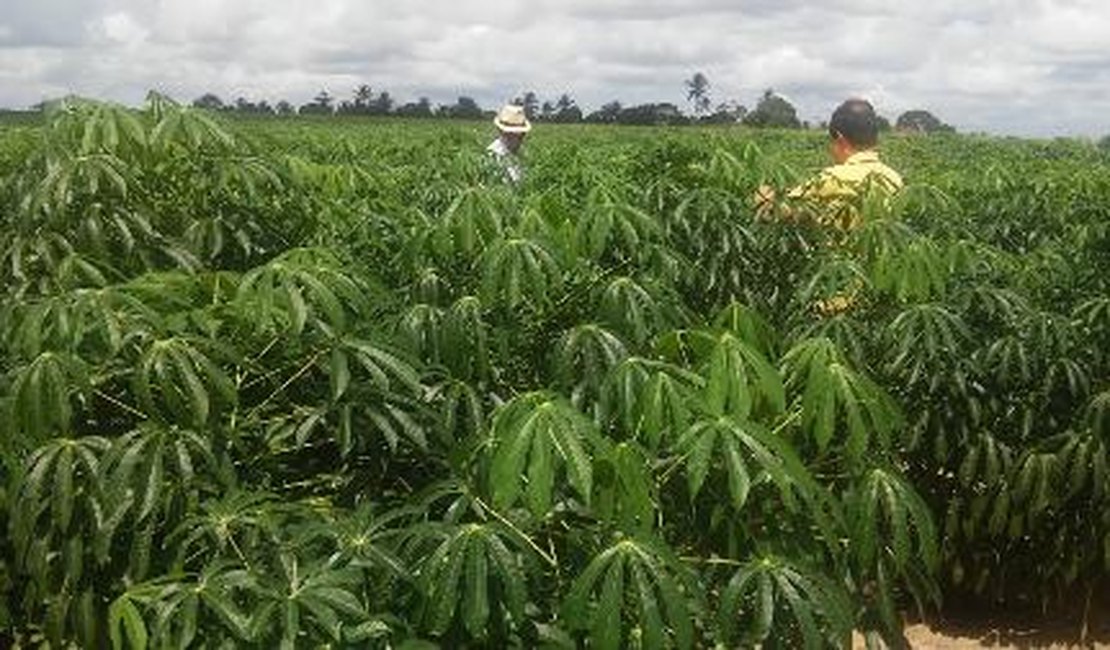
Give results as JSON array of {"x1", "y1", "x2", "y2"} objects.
[
  {"x1": 34, "y1": 152, "x2": 132, "y2": 210},
  {"x1": 884, "y1": 303, "x2": 970, "y2": 387},
  {"x1": 599, "y1": 356, "x2": 702, "y2": 449},
  {"x1": 148, "y1": 100, "x2": 236, "y2": 152},
  {"x1": 793, "y1": 312, "x2": 872, "y2": 371},
  {"x1": 73, "y1": 100, "x2": 148, "y2": 156},
  {"x1": 96, "y1": 424, "x2": 223, "y2": 574},
  {"x1": 6, "y1": 351, "x2": 90, "y2": 445},
  {"x1": 1053, "y1": 427, "x2": 1108, "y2": 501},
  {"x1": 700, "y1": 331, "x2": 785, "y2": 420},
  {"x1": 133, "y1": 336, "x2": 236, "y2": 428},
  {"x1": 557, "y1": 323, "x2": 629, "y2": 410},
  {"x1": 847, "y1": 467, "x2": 941, "y2": 645},
  {"x1": 874, "y1": 236, "x2": 950, "y2": 303},
  {"x1": 957, "y1": 431, "x2": 1013, "y2": 491},
  {"x1": 488, "y1": 391, "x2": 596, "y2": 516},
  {"x1": 654, "y1": 328, "x2": 719, "y2": 368},
  {"x1": 668, "y1": 188, "x2": 755, "y2": 261},
  {"x1": 435, "y1": 186, "x2": 507, "y2": 258},
  {"x1": 112, "y1": 563, "x2": 254, "y2": 648},
  {"x1": 712, "y1": 301, "x2": 779, "y2": 359},
  {"x1": 214, "y1": 155, "x2": 284, "y2": 202},
  {"x1": 798, "y1": 256, "x2": 870, "y2": 316},
  {"x1": 1086, "y1": 389, "x2": 1110, "y2": 440},
  {"x1": 847, "y1": 466, "x2": 939, "y2": 576},
  {"x1": 958, "y1": 285, "x2": 1032, "y2": 329},
  {"x1": 245, "y1": 554, "x2": 370, "y2": 649},
  {"x1": 442, "y1": 295, "x2": 492, "y2": 382},
  {"x1": 1043, "y1": 356, "x2": 1090, "y2": 404},
  {"x1": 479, "y1": 237, "x2": 563, "y2": 310},
  {"x1": 716, "y1": 555, "x2": 853, "y2": 649},
  {"x1": 235, "y1": 247, "x2": 368, "y2": 337},
  {"x1": 854, "y1": 218, "x2": 949, "y2": 304},
  {"x1": 168, "y1": 490, "x2": 278, "y2": 563},
  {"x1": 0, "y1": 231, "x2": 79, "y2": 299},
  {"x1": 576, "y1": 189, "x2": 660, "y2": 261},
  {"x1": 563, "y1": 536, "x2": 698, "y2": 650},
  {"x1": 7, "y1": 436, "x2": 122, "y2": 647},
  {"x1": 108, "y1": 593, "x2": 149, "y2": 650},
  {"x1": 2, "y1": 284, "x2": 157, "y2": 361},
  {"x1": 309, "y1": 504, "x2": 410, "y2": 578},
  {"x1": 598, "y1": 276, "x2": 667, "y2": 347},
  {"x1": 268, "y1": 394, "x2": 428, "y2": 458},
  {"x1": 1074, "y1": 296, "x2": 1110, "y2": 348},
  {"x1": 980, "y1": 334, "x2": 1034, "y2": 388},
  {"x1": 11, "y1": 436, "x2": 111, "y2": 564},
  {"x1": 413, "y1": 523, "x2": 528, "y2": 640},
  {"x1": 783, "y1": 337, "x2": 902, "y2": 462},
  {"x1": 674, "y1": 416, "x2": 831, "y2": 527},
  {"x1": 593, "y1": 441, "x2": 657, "y2": 534},
  {"x1": 399, "y1": 303, "x2": 446, "y2": 365},
  {"x1": 1009, "y1": 449, "x2": 1058, "y2": 525},
  {"x1": 429, "y1": 377, "x2": 486, "y2": 445},
  {"x1": 334, "y1": 336, "x2": 422, "y2": 396},
  {"x1": 181, "y1": 211, "x2": 264, "y2": 265}
]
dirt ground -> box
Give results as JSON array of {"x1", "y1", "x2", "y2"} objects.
[
  {"x1": 845, "y1": 589, "x2": 1110, "y2": 649},
  {"x1": 851, "y1": 620, "x2": 1110, "y2": 649}
]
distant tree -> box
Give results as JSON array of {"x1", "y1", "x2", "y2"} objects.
[
  {"x1": 742, "y1": 89, "x2": 801, "y2": 129},
  {"x1": 1098, "y1": 135, "x2": 1110, "y2": 153},
  {"x1": 875, "y1": 114, "x2": 892, "y2": 132},
  {"x1": 192, "y1": 93, "x2": 225, "y2": 111},
  {"x1": 440, "y1": 96, "x2": 484, "y2": 120},
  {"x1": 551, "y1": 94, "x2": 582, "y2": 123},
  {"x1": 378, "y1": 92, "x2": 394, "y2": 114},
  {"x1": 685, "y1": 72, "x2": 712, "y2": 117},
  {"x1": 354, "y1": 84, "x2": 373, "y2": 110},
  {"x1": 520, "y1": 91, "x2": 540, "y2": 120},
  {"x1": 895, "y1": 109, "x2": 954, "y2": 134},
  {"x1": 703, "y1": 100, "x2": 746, "y2": 124},
  {"x1": 396, "y1": 97, "x2": 434, "y2": 118},
  {"x1": 275, "y1": 100, "x2": 295, "y2": 116},
  {"x1": 540, "y1": 101, "x2": 555, "y2": 121},
  {"x1": 299, "y1": 90, "x2": 334, "y2": 115},
  {"x1": 585, "y1": 101, "x2": 623, "y2": 124},
  {"x1": 616, "y1": 103, "x2": 687, "y2": 126}
]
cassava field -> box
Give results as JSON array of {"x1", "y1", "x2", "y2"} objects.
[{"x1": 1, "y1": 96, "x2": 1109, "y2": 648}]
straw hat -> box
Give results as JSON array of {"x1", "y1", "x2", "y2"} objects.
[{"x1": 494, "y1": 104, "x2": 532, "y2": 133}]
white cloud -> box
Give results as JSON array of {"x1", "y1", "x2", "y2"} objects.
[
  {"x1": 0, "y1": 0, "x2": 1108, "y2": 136},
  {"x1": 92, "y1": 12, "x2": 148, "y2": 47}
]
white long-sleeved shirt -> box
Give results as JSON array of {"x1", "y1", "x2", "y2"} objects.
[{"x1": 486, "y1": 138, "x2": 523, "y2": 184}]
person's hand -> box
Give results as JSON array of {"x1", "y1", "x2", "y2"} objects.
[{"x1": 753, "y1": 184, "x2": 776, "y2": 218}]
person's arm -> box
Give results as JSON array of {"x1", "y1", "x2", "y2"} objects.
[{"x1": 753, "y1": 177, "x2": 821, "y2": 222}]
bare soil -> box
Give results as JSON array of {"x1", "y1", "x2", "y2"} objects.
[{"x1": 851, "y1": 596, "x2": 1110, "y2": 649}]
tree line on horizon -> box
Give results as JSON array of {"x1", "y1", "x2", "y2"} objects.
[
  {"x1": 187, "y1": 72, "x2": 955, "y2": 132},
  {"x1": 3, "y1": 71, "x2": 955, "y2": 133}
]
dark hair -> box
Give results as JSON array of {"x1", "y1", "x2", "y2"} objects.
[{"x1": 829, "y1": 99, "x2": 879, "y2": 148}]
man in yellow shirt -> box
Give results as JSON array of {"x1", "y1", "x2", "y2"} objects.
[
  {"x1": 756, "y1": 98, "x2": 902, "y2": 230},
  {"x1": 755, "y1": 99, "x2": 902, "y2": 314}
]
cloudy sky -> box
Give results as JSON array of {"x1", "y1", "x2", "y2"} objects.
[{"x1": 1, "y1": 0, "x2": 1108, "y2": 137}]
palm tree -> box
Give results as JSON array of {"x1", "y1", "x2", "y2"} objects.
[
  {"x1": 685, "y1": 72, "x2": 711, "y2": 117},
  {"x1": 354, "y1": 85, "x2": 373, "y2": 110}
]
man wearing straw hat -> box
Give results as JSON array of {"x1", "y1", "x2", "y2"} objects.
[{"x1": 487, "y1": 103, "x2": 531, "y2": 184}]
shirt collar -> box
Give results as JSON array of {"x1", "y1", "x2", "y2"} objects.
[{"x1": 844, "y1": 150, "x2": 881, "y2": 165}]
